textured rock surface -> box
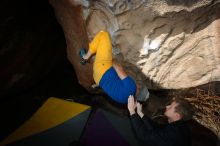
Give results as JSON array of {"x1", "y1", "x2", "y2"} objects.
[
  {"x1": 81, "y1": 0, "x2": 220, "y2": 89},
  {"x1": 49, "y1": 0, "x2": 220, "y2": 90},
  {"x1": 49, "y1": 0, "x2": 94, "y2": 91}
]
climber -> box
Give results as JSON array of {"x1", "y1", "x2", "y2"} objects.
[
  {"x1": 128, "y1": 95, "x2": 194, "y2": 146},
  {"x1": 79, "y1": 30, "x2": 149, "y2": 104}
]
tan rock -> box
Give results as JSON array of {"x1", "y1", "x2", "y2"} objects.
[
  {"x1": 49, "y1": 0, "x2": 94, "y2": 90},
  {"x1": 82, "y1": 0, "x2": 220, "y2": 90}
]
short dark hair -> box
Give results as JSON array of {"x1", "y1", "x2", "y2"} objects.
[{"x1": 173, "y1": 98, "x2": 195, "y2": 121}]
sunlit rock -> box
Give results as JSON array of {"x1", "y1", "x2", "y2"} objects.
[{"x1": 79, "y1": 0, "x2": 220, "y2": 90}]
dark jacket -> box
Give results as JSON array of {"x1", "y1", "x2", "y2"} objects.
[{"x1": 130, "y1": 114, "x2": 191, "y2": 146}]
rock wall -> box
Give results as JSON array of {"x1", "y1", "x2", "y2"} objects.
[
  {"x1": 49, "y1": 0, "x2": 94, "y2": 91},
  {"x1": 81, "y1": 0, "x2": 220, "y2": 89}
]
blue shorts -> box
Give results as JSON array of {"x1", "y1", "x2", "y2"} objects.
[{"x1": 99, "y1": 67, "x2": 137, "y2": 104}]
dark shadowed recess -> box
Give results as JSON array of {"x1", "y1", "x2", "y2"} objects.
[
  {"x1": 0, "y1": 0, "x2": 67, "y2": 98},
  {"x1": 0, "y1": 0, "x2": 87, "y2": 141}
]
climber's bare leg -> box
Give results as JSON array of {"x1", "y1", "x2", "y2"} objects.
[{"x1": 112, "y1": 60, "x2": 127, "y2": 80}]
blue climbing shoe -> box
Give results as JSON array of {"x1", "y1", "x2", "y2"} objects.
[{"x1": 79, "y1": 48, "x2": 87, "y2": 65}]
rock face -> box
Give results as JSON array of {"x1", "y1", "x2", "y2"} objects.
[
  {"x1": 49, "y1": 0, "x2": 94, "y2": 91},
  {"x1": 50, "y1": 0, "x2": 220, "y2": 90},
  {"x1": 82, "y1": 0, "x2": 220, "y2": 89}
]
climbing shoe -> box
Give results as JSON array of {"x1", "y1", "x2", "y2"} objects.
[{"x1": 79, "y1": 48, "x2": 87, "y2": 65}]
